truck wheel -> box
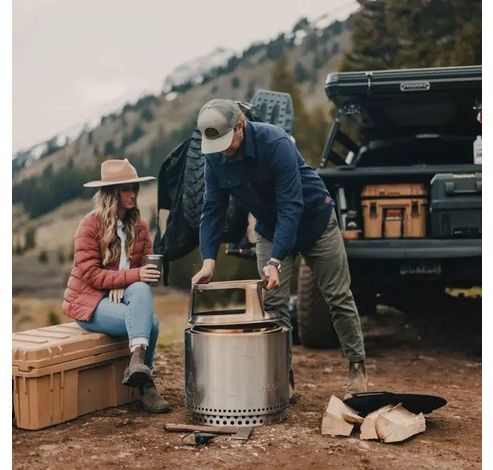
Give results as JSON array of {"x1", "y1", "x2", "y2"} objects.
[
  {"x1": 297, "y1": 259, "x2": 340, "y2": 348},
  {"x1": 182, "y1": 129, "x2": 205, "y2": 229}
]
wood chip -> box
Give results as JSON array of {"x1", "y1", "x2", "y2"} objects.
[
  {"x1": 375, "y1": 404, "x2": 426, "y2": 443},
  {"x1": 321, "y1": 395, "x2": 356, "y2": 437}
]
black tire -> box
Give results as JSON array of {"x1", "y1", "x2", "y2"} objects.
[
  {"x1": 182, "y1": 129, "x2": 248, "y2": 240},
  {"x1": 297, "y1": 259, "x2": 340, "y2": 348},
  {"x1": 182, "y1": 129, "x2": 205, "y2": 229}
]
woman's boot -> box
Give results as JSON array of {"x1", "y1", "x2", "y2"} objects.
[
  {"x1": 139, "y1": 379, "x2": 171, "y2": 413},
  {"x1": 122, "y1": 345, "x2": 152, "y2": 386}
]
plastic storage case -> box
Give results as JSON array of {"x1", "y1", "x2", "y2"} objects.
[
  {"x1": 361, "y1": 183, "x2": 427, "y2": 199},
  {"x1": 430, "y1": 173, "x2": 482, "y2": 238},
  {"x1": 361, "y1": 184, "x2": 427, "y2": 239},
  {"x1": 13, "y1": 323, "x2": 137, "y2": 430}
]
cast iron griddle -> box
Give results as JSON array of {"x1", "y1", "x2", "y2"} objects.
[{"x1": 344, "y1": 392, "x2": 447, "y2": 416}]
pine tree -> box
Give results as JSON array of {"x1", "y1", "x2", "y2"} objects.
[
  {"x1": 340, "y1": 0, "x2": 397, "y2": 71},
  {"x1": 294, "y1": 62, "x2": 309, "y2": 83},
  {"x1": 341, "y1": 0, "x2": 481, "y2": 71},
  {"x1": 387, "y1": 0, "x2": 481, "y2": 67}
]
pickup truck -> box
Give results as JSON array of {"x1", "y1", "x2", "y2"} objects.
[{"x1": 297, "y1": 65, "x2": 482, "y2": 347}]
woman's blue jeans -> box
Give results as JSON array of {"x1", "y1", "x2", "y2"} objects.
[{"x1": 76, "y1": 281, "x2": 159, "y2": 369}]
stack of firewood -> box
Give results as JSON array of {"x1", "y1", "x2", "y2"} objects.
[{"x1": 321, "y1": 395, "x2": 426, "y2": 443}]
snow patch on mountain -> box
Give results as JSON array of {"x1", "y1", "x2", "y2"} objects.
[
  {"x1": 313, "y1": 2, "x2": 359, "y2": 30},
  {"x1": 163, "y1": 47, "x2": 234, "y2": 90}
]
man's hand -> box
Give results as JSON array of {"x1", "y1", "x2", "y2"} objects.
[
  {"x1": 139, "y1": 264, "x2": 161, "y2": 283},
  {"x1": 191, "y1": 259, "x2": 216, "y2": 285},
  {"x1": 262, "y1": 264, "x2": 280, "y2": 290},
  {"x1": 109, "y1": 288, "x2": 124, "y2": 303}
]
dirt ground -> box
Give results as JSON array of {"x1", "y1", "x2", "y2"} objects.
[{"x1": 12, "y1": 298, "x2": 481, "y2": 470}]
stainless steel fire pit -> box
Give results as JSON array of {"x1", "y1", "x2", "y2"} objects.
[{"x1": 184, "y1": 280, "x2": 289, "y2": 427}]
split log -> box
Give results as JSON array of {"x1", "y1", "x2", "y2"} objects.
[
  {"x1": 375, "y1": 404, "x2": 426, "y2": 443},
  {"x1": 360, "y1": 405, "x2": 395, "y2": 440},
  {"x1": 321, "y1": 395, "x2": 358, "y2": 436}
]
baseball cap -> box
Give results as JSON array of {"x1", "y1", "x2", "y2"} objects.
[{"x1": 197, "y1": 99, "x2": 241, "y2": 153}]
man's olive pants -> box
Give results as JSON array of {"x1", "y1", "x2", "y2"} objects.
[{"x1": 256, "y1": 211, "x2": 366, "y2": 372}]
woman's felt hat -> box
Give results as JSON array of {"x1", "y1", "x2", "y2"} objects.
[{"x1": 83, "y1": 158, "x2": 155, "y2": 187}]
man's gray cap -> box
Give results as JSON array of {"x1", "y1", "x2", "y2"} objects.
[{"x1": 197, "y1": 99, "x2": 241, "y2": 153}]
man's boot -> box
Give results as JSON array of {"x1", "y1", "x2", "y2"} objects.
[
  {"x1": 139, "y1": 379, "x2": 171, "y2": 413},
  {"x1": 345, "y1": 361, "x2": 368, "y2": 398},
  {"x1": 122, "y1": 345, "x2": 152, "y2": 387}
]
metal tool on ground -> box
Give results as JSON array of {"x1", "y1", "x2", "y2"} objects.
[
  {"x1": 181, "y1": 432, "x2": 218, "y2": 446},
  {"x1": 184, "y1": 280, "x2": 289, "y2": 427},
  {"x1": 164, "y1": 422, "x2": 253, "y2": 440}
]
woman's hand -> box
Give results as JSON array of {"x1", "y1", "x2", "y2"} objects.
[
  {"x1": 139, "y1": 264, "x2": 161, "y2": 283},
  {"x1": 109, "y1": 288, "x2": 124, "y2": 303}
]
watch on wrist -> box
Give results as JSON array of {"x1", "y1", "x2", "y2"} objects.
[{"x1": 266, "y1": 259, "x2": 282, "y2": 273}]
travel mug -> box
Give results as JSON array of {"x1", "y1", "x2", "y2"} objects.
[{"x1": 145, "y1": 254, "x2": 163, "y2": 287}]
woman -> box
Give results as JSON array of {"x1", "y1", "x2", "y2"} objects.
[{"x1": 63, "y1": 158, "x2": 169, "y2": 413}]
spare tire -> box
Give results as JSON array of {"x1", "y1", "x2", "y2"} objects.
[
  {"x1": 182, "y1": 129, "x2": 205, "y2": 229},
  {"x1": 297, "y1": 259, "x2": 340, "y2": 348}
]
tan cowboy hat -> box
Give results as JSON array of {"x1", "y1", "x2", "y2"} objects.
[{"x1": 83, "y1": 158, "x2": 156, "y2": 188}]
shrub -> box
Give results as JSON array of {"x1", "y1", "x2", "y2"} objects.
[
  {"x1": 24, "y1": 227, "x2": 36, "y2": 250},
  {"x1": 48, "y1": 311, "x2": 61, "y2": 326},
  {"x1": 57, "y1": 250, "x2": 66, "y2": 264},
  {"x1": 38, "y1": 250, "x2": 48, "y2": 263},
  {"x1": 140, "y1": 108, "x2": 155, "y2": 123}
]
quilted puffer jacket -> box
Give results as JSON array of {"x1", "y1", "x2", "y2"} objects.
[{"x1": 63, "y1": 211, "x2": 152, "y2": 321}]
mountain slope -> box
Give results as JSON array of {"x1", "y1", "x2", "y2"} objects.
[{"x1": 13, "y1": 16, "x2": 350, "y2": 229}]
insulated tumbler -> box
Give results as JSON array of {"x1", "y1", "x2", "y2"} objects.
[{"x1": 145, "y1": 254, "x2": 163, "y2": 287}]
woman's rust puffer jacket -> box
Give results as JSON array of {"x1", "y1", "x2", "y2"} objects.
[{"x1": 63, "y1": 211, "x2": 153, "y2": 321}]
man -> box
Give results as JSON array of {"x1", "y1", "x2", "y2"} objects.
[{"x1": 191, "y1": 99, "x2": 368, "y2": 398}]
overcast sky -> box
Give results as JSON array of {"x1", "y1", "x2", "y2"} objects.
[{"x1": 13, "y1": 0, "x2": 358, "y2": 152}]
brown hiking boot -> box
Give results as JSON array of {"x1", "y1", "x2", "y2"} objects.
[
  {"x1": 139, "y1": 380, "x2": 171, "y2": 413},
  {"x1": 344, "y1": 361, "x2": 368, "y2": 399},
  {"x1": 122, "y1": 345, "x2": 152, "y2": 387}
]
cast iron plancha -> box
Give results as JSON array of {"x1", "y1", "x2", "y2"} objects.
[{"x1": 344, "y1": 392, "x2": 447, "y2": 416}]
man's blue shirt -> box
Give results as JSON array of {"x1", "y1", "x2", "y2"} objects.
[{"x1": 200, "y1": 121, "x2": 333, "y2": 261}]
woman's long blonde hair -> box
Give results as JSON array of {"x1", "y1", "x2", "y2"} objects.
[{"x1": 93, "y1": 184, "x2": 140, "y2": 266}]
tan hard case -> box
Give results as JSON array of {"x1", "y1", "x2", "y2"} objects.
[
  {"x1": 12, "y1": 323, "x2": 137, "y2": 430},
  {"x1": 361, "y1": 183, "x2": 427, "y2": 198},
  {"x1": 361, "y1": 184, "x2": 427, "y2": 239}
]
